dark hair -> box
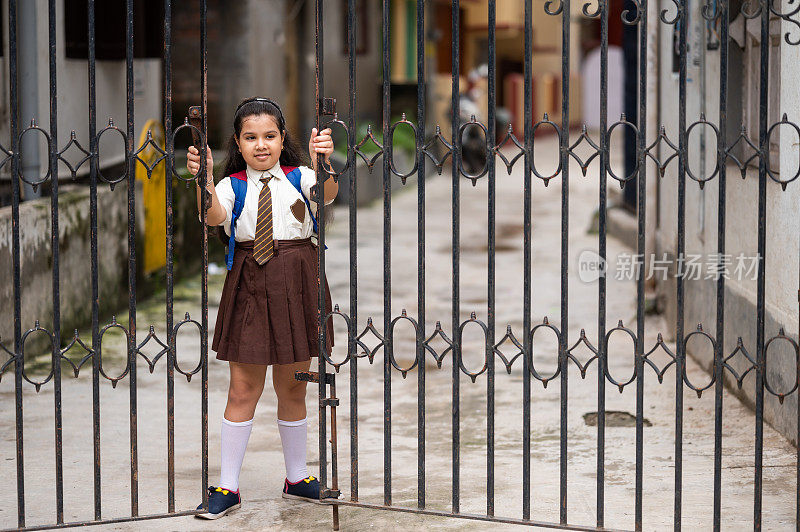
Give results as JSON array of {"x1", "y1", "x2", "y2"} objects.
[{"x1": 221, "y1": 97, "x2": 308, "y2": 178}]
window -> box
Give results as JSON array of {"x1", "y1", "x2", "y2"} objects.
[{"x1": 64, "y1": 0, "x2": 164, "y2": 60}]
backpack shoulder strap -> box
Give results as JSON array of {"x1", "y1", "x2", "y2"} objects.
[
  {"x1": 230, "y1": 171, "x2": 248, "y2": 217},
  {"x1": 281, "y1": 166, "x2": 319, "y2": 235},
  {"x1": 225, "y1": 171, "x2": 248, "y2": 270},
  {"x1": 281, "y1": 165, "x2": 300, "y2": 190}
]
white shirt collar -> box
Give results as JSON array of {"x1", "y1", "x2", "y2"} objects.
[{"x1": 245, "y1": 162, "x2": 285, "y2": 184}]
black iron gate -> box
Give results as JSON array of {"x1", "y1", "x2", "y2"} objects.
[
  {"x1": 2, "y1": 0, "x2": 800, "y2": 530},
  {"x1": 311, "y1": 0, "x2": 800, "y2": 531},
  {"x1": 1, "y1": 0, "x2": 211, "y2": 529}
]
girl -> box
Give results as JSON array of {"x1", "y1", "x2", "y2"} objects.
[{"x1": 187, "y1": 97, "x2": 337, "y2": 519}]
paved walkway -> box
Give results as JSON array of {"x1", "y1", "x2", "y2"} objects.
[{"x1": 1, "y1": 136, "x2": 796, "y2": 530}]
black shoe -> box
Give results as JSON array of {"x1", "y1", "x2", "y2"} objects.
[
  {"x1": 196, "y1": 485, "x2": 241, "y2": 519},
  {"x1": 282, "y1": 475, "x2": 325, "y2": 504}
]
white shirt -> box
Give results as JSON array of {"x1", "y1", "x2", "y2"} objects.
[{"x1": 213, "y1": 162, "x2": 332, "y2": 241}]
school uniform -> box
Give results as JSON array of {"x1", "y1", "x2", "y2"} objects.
[{"x1": 211, "y1": 162, "x2": 334, "y2": 366}]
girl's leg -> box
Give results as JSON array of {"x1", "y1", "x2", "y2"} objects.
[
  {"x1": 272, "y1": 360, "x2": 311, "y2": 483},
  {"x1": 272, "y1": 360, "x2": 310, "y2": 420},
  {"x1": 219, "y1": 361, "x2": 267, "y2": 492},
  {"x1": 225, "y1": 361, "x2": 267, "y2": 421}
]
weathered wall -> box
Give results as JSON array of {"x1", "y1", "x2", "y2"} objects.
[
  {"x1": 655, "y1": 0, "x2": 800, "y2": 443},
  {"x1": 0, "y1": 177, "x2": 214, "y2": 365},
  {"x1": 0, "y1": 184, "x2": 132, "y2": 362}
]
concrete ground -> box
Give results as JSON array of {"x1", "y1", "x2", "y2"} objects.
[{"x1": 1, "y1": 135, "x2": 796, "y2": 531}]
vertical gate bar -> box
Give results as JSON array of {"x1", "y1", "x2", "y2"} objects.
[
  {"x1": 319, "y1": 0, "x2": 332, "y2": 499},
  {"x1": 318, "y1": 9, "x2": 337, "y2": 525},
  {"x1": 675, "y1": 0, "x2": 688, "y2": 525},
  {"x1": 125, "y1": 0, "x2": 139, "y2": 516},
  {"x1": 314, "y1": 0, "x2": 329, "y2": 494},
  {"x1": 635, "y1": 0, "x2": 649, "y2": 528},
  {"x1": 712, "y1": 0, "x2": 730, "y2": 528},
  {"x1": 163, "y1": 0, "x2": 176, "y2": 513},
  {"x1": 597, "y1": 0, "x2": 609, "y2": 525},
  {"x1": 87, "y1": 0, "x2": 102, "y2": 520},
  {"x1": 450, "y1": 0, "x2": 461, "y2": 515},
  {"x1": 199, "y1": 0, "x2": 209, "y2": 507},
  {"x1": 329, "y1": 378, "x2": 339, "y2": 530},
  {"x1": 486, "y1": 0, "x2": 496, "y2": 518},
  {"x1": 47, "y1": 0, "x2": 64, "y2": 523},
  {"x1": 559, "y1": 0, "x2": 571, "y2": 523},
  {"x1": 9, "y1": 0, "x2": 24, "y2": 526},
  {"x1": 381, "y1": 0, "x2": 392, "y2": 507},
  {"x1": 416, "y1": 0, "x2": 427, "y2": 511},
  {"x1": 753, "y1": 0, "x2": 769, "y2": 526},
  {"x1": 522, "y1": 0, "x2": 532, "y2": 520},
  {"x1": 347, "y1": 0, "x2": 359, "y2": 504}
]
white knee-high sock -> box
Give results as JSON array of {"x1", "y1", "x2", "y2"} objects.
[
  {"x1": 219, "y1": 417, "x2": 253, "y2": 492},
  {"x1": 277, "y1": 418, "x2": 309, "y2": 483}
]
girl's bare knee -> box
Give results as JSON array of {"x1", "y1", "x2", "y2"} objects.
[
  {"x1": 226, "y1": 362, "x2": 265, "y2": 413},
  {"x1": 274, "y1": 378, "x2": 306, "y2": 400},
  {"x1": 227, "y1": 381, "x2": 262, "y2": 411}
]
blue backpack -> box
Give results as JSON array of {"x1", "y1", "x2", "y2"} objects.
[{"x1": 224, "y1": 166, "x2": 319, "y2": 270}]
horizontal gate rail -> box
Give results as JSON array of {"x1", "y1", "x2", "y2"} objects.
[
  {"x1": 3, "y1": 510, "x2": 203, "y2": 532},
  {"x1": 329, "y1": 499, "x2": 628, "y2": 532}
]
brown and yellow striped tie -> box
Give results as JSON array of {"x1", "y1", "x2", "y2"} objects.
[{"x1": 252, "y1": 173, "x2": 274, "y2": 265}]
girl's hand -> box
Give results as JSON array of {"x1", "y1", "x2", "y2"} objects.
[
  {"x1": 187, "y1": 145, "x2": 214, "y2": 184},
  {"x1": 309, "y1": 127, "x2": 333, "y2": 164}
]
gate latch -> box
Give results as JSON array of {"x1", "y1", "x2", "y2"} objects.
[
  {"x1": 320, "y1": 97, "x2": 336, "y2": 116},
  {"x1": 187, "y1": 105, "x2": 203, "y2": 148},
  {"x1": 321, "y1": 488, "x2": 341, "y2": 499},
  {"x1": 187, "y1": 105, "x2": 212, "y2": 205},
  {"x1": 295, "y1": 370, "x2": 334, "y2": 384}
]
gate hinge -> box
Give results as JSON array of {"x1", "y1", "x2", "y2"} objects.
[
  {"x1": 320, "y1": 97, "x2": 336, "y2": 116},
  {"x1": 320, "y1": 397, "x2": 339, "y2": 408}
]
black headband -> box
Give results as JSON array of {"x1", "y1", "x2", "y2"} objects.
[{"x1": 235, "y1": 97, "x2": 285, "y2": 129}]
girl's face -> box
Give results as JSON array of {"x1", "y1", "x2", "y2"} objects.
[{"x1": 236, "y1": 113, "x2": 284, "y2": 171}]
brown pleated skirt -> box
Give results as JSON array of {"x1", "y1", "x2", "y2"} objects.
[{"x1": 212, "y1": 238, "x2": 334, "y2": 366}]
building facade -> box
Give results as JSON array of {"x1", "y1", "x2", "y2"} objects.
[{"x1": 653, "y1": 0, "x2": 800, "y2": 442}]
